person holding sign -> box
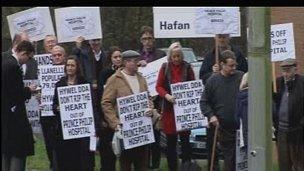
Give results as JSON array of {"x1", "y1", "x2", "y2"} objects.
[
  {"x1": 273, "y1": 59, "x2": 304, "y2": 171},
  {"x1": 102, "y1": 50, "x2": 154, "y2": 171},
  {"x1": 200, "y1": 50, "x2": 244, "y2": 171},
  {"x1": 199, "y1": 34, "x2": 247, "y2": 171},
  {"x1": 2, "y1": 41, "x2": 37, "y2": 171},
  {"x1": 138, "y1": 25, "x2": 166, "y2": 170},
  {"x1": 97, "y1": 46, "x2": 123, "y2": 171},
  {"x1": 156, "y1": 42, "x2": 195, "y2": 171},
  {"x1": 52, "y1": 56, "x2": 95, "y2": 171}
]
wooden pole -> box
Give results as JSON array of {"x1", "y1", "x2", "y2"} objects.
[
  {"x1": 272, "y1": 62, "x2": 277, "y2": 93},
  {"x1": 210, "y1": 125, "x2": 219, "y2": 171},
  {"x1": 215, "y1": 34, "x2": 219, "y2": 64}
]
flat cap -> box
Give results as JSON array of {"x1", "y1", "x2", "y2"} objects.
[
  {"x1": 280, "y1": 58, "x2": 297, "y2": 68},
  {"x1": 122, "y1": 50, "x2": 140, "y2": 59}
]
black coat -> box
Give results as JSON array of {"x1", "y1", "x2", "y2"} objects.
[
  {"x1": 52, "y1": 76, "x2": 96, "y2": 171},
  {"x1": 199, "y1": 45, "x2": 248, "y2": 84},
  {"x1": 1, "y1": 52, "x2": 34, "y2": 157},
  {"x1": 273, "y1": 74, "x2": 304, "y2": 136}
]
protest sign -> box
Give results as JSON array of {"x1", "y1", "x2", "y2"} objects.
[
  {"x1": 236, "y1": 130, "x2": 248, "y2": 171},
  {"x1": 138, "y1": 57, "x2": 168, "y2": 96},
  {"x1": 55, "y1": 7, "x2": 102, "y2": 43},
  {"x1": 24, "y1": 79, "x2": 41, "y2": 134},
  {"x1": 271, "y1": 23, "x2": 295, "y2": 62},
  {"x1": 153, "y1": 7, "x2": 240, "y2": 38},
  {"x1": 170, "y1": 80, "x2": 208, "y2": 131},
  {"x1": 7, "y1": 7, "x2": 55, "y2": 42},
  {"x1": 58, "y1": 84, "x2": 95, "y2": 140},
  {"x1": 39, "y1": 65, "x2": 65, "y2": 116},
  {"x1": 34, "y1": 54, "x2": 53, "y2": 66},
  {"x1": 117, "y1": 92, "x2": 155, "y2": 150}
]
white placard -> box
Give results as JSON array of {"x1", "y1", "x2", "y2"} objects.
[
  {"x1": 7, "y1": 7, "x2": 55, "y2": 42},
  {"x1": 138, "y1": 57, "x2": 168, "y2": 96},
  {"x1": 39, "y1": 65, "x2": 65, "y2": 116},
  {"x1": 153, "y1": 7, "x2": 240, "y2": 38},
  {"x1": 271, "y1": 23, "x2": 295, "y2": 62},
  {"x1": 171, "y1": 80, "x2": 208, "y2": 132},
  {"x1": 58, "y1": 84, "x2": 95, "y2": 140},
  {"x1": 34, "y1": 54, "x2": 53, "y2": 66},
  {"x1": 55, "y1": 7, "x2": 102, "y2": 43},
  {"x1": 117, "y1": 92, "x2": 155, "y2": 150},
  {"x1": 236, "y1": 130, "x2": 248, "y2": 171},
  {"x1": 24, "y1": 79, "x2": 41, "y2": 134}
]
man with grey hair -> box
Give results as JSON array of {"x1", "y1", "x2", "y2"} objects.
[
  {"x1": 43, "y1": 35, "x2": 58, "y2": 54},
  {"x1": 273, "y1": 58, "x2": 304, "y2": 171},
  {"x1": 200, "y1": 50, "x2": 244, "y2": 171},
  {"x1": 102, "y1": 50, "x2": 152, "y2": 171}
]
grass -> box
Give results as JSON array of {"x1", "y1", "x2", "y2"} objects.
[{"x1": 26, "y1": 135, "x2": 279, "y2": 171}]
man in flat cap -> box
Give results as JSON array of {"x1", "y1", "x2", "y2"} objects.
[
  {"x1": 102, "y1": 50, "x2": 152, "y2": 171},
  {"x1": 273, "y1": 58, "x2": 304, "y2": 171}
]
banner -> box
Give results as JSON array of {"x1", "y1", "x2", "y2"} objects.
[
  {"x1": 271, "y1": 23, "x2": 295, "y2": 62},
  {"x1": 117, "y1": 92, "x2": 155, "y2": 150},
  {"x1": 236, "y1": 130, "x2": 248, "y2": 171},
  {"x1": 24, "y1": 79, "x2": 41, "y2": 134},
  {"x1": 55, "y1": 7, "x2": 102, "y2": 43},
  {"x1": 58, "y1": 84, "x2": 95, "y2": 140},
  {"x1": 153, "y1": 7, "x2": 240, "y2": 38},
  {"x1": 138, "y1": 57, "x2": 168, "y2": 96},
  {"x1": 39, "y1": 65, "x2": 65, "y2": 116},
  {"x1": 171, "y1": 80, "x2": 208, "y2": 131},
  {"x1": 7, "y1": 7, "x2": 55, "y2": 42}
]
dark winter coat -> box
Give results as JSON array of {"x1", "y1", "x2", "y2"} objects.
[{"x1": 1, "y1": 52, "x2": 35, "y2": 157}]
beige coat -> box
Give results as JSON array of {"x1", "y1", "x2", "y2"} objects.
[{"x1": 101, "y1": 68, "x2": 149, "y2": 130}]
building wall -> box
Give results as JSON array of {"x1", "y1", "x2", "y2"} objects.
[{"x1": 271, "y1": 7, "x2": 304, "y2": 77}]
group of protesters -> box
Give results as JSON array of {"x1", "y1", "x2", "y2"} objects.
[{"x1": 2, "y1": 24, "x2": 303, "y2": 171}]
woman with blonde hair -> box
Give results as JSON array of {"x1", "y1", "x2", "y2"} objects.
[{"x1": 156, "y1": 42, "x2": 195, "y2": 171}]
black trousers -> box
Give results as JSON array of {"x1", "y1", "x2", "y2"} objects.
[
  {"x1": 40, "y1": 117, "x2": 56, "y2": 169},
  {"x1": 166, "y1": 133, "x2": 191, "y2": 171},
  {"x1": 206, "y1": 126, "x2": 220, "y2": 171},
  {"x1": 98, "y1": 128, "x2": 116, "y2": 171},
  {"x1": 218, "y1": 128, "x2": 236, "y2": 171},
  {"x1": 147, "y1": 129, "x2": 161, "y2": 168}
]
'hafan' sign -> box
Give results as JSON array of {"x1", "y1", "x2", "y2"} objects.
[
  {"x1": 171, "y1": 80, "x2": 208, "y2": 131},
  {"x1": 39, "y1": 65, "x2": 65, "y2": 116},
  {"x1": 7, "y1": 7, "x2": 55, "y2": 42},
  {"x1": 55, "y1": 7, "x2": 102, "y2": 43},
  {"x1": 117, "y1": 92, "x2": 155, "y2": 150},
  {"x1": 138, "y1": 56, "x2": 168, "y2": 96},
  {"x1": 153, "y1": 7, "x2": 240, "y2": 38},
  {"x1": 58, "y1": 84, "x2": 95, "y2": 140},
  {"x1": 271, "y1": 23, "x2": 295, "y2": 62},
  {"x1": 24, "y1": 79, "x2": 41, "y2": 134}
]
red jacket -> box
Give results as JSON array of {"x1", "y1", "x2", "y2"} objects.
[{"x1": 156, "y1": 61, "x2": 195, "y2": 134}]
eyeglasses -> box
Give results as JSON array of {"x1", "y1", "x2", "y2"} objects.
[{"x1": 141, "y1": 37, "x2": 154, "y2": 41}]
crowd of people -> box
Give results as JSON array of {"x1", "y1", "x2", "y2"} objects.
[{"x1": 1, "y1": 25, "x2": 303, "y2": 171}]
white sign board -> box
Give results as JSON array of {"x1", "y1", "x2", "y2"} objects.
[
  {"x1": 58, "y1": 84, "x2": 95, "y2": 140},
  {"x1": 271, "y1": 23, "x2": 295, "y2": 62},
  {"x1": 34, "y1": 54, "x2": 53, "y2": 66},
  {"x1": 24, "y1": 79, "x2": 41, "y2": 134},
  {"x1": 55, "y1": 7, "x2": 102, "y2": 43},
  {"x1": 117, "y1": 92, "x2": 155, "y2": 150},
  {"x1": 7, "y1": 7, "x2": 55, "y2": 42},
  {"x1": 39, "y1": 65, "x2": 65, "y2": 116},
  {"x1": 236, "y1": 130, "x2": 248, "y2": 171},
  {"x1": 171, "y1": 80, "x2": 208, "y2": 131},
  {"x1": 138, "y1": 57, "x2": 168, "y2": 96},
  {"x1": 153, "y1": 7, "x2": 240, "y2": 38}
]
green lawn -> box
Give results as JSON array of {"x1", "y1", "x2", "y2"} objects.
[{"x1": 26, "y1": 135, "x2": 279, "y2": 171}]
